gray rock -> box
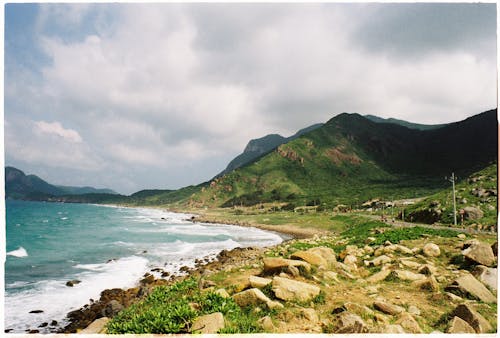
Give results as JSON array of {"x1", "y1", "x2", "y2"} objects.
[
  {"x1": 446, "y1": 273, "x2": 496, "y2": 303},
  {"x1": 102, "y1": 300, "x2": 123, "y2": 317},
  {"x1": 463, "y1": 206, "x2": 484, "y2": 220},
  {"x1": 472, "y1": 265, "x2": 497, "y2": 291}
]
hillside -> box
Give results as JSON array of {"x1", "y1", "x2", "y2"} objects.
[
  {"x1": 183, "y1": 109, "x2": 497, "y2": 209},
  {"x1": 217, "y1": 123, "x2": 324, "y2": 177},
  {"x1": 4, "y1": 166, "x2": 117, "y2": 200}
]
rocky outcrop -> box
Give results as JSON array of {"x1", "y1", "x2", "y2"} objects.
[
  {"x1": 334, "y1": 312, "x2": 369, "y2": 333},
  {"x1": 291, "y1": 250, "x2": 327, "y2": 267},
  {"x1": 272, "y1": 277, "x2": 320, "y2": 302},
  {"x1": 450, "y1": 304, "x2": 493, "y2": 333},
  {"x1": 395, "y1": 313, "x2": 422, "y2": 333},
  {"x1": 462, "y1": 242, "x2": 496, "y2": 267},
  {"x1": 191, "y1": 312, "x2": 225, "y2": 334},
  {"x1": 472, "y1": 266, "x2": 497, "y2": 291},
  {"x1": 249, "y1": 276, "x2": 272, "y2": 289},
  {"x1": 232, "y1": 288, "x2": 283, "y2": 310},
  {"x1": 447, "y1": 316, "x2": 476, "y2": 334},
  {"x1": 446, "y1": 274, "x2": 496, "y2": 303}
]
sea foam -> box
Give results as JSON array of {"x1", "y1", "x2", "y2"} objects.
[{"x1": 7, "y1": 246, "x2": 28, "y2": 258}]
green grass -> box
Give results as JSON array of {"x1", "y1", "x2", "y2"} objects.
[{"x1": 106, "y1": 278, "x2": 266, "y2": 334}]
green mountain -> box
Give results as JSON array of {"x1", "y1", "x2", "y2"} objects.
[
  {"x1": 365, "y1": 115, "x2": 448, "y2": 131},
  {"x1": 5, "y1": 166, "x2": 117, "y2": 200},
  {"x1": 217, "y1": 123, "x2": 323, "y2": 177},
  {"x1": 183, "y1": 109, "x2": 497, "y2": 208}
]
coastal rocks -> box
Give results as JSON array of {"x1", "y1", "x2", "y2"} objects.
[
  {"x1": 422, "y1": 243, "x2": 440, "y2": 257},
  {"x1": 334, "y1": 312, "x2": 369, "y2": 333},
  {"x1": 447, "y1": 316, "x2": 476, "y2": 334},
  {"x1": 445, "y1": 274, "x2": 496, "y2": 303},
  {"x1": 462, "y1": 242, "x2": 496, "y2": 267},
  {"x1": 395, "y1": 313, "x2": 422, "y2": 333},
  {"x1": 450, "y1": 304, "x2": 492, "y2": 333},
  {"x1": 249, "y1": 276, "x2": 272, "y2": 289},
  {"x1": 373, "y1": 300, "x2": 405, "y2": 315},
  {"x1": 191, "y1": 312, "x2": 225, "y2": 334},
  {"x1": 102, "y1": 300, "x2": 123, "y2": 317},
  {"x1": 263, "y1": 257, "x2": 311, "y2": 275},
  {"x1": 232, "y1": 288, "x2": 283, "y2": 310},
  {"x1": 140, "y1": 274, "x2": 155, "y2": 285},
  {"x1": 66, "y1": 280, "x2": 81, "y2": 287},
  {"x1": 80, "y1": 317, "x2": 110, "y2": 334},
  {"x1": 291, "y1": 250, "x2": 327, "y2": 267},
  {"x1": 272, "y1": 276, "x2": 320, "y2": 302},
  {"x1": 366, "y1": 269, "x2": 392, "y2": 283}
]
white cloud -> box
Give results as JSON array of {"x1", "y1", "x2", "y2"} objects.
[
  {"x1": 4, "y1": 3, "x2": 497, "y2": 193},
  {"x1": 34, "y1": 120, "x2": 82, "y2": 143}
]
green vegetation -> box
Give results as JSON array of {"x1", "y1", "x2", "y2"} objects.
[{"x1": 107, "y1": 278, "x2": 267, "y2": 334}]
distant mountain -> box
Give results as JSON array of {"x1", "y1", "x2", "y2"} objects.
[
  {"x1": 185, "y1": 109, "x2": 497, "y2": 208},
  {"x1": 365, "y1": 115, "x2": 447, "y2": 131},
  {"x1": 5, "y1": 166, "x2": 117, "y2": 200},
  {"x1": 217, "y1": 123, "x2": 323, "y2": 177}
]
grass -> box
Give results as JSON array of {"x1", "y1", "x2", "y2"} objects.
[{"x1": 106, "y1": 277, "x2": 266, "y2": 334}]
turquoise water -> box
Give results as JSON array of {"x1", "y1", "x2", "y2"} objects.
[{"x1": 4, "y1": 200, "x2": 283, "y2": 333}]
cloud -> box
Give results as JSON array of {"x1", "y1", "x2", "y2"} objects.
[
  {"x1": 4, "y1": 3, "x2": 497, "y2": 193},
  {"x1": 34, "y1": 121, "x2": 82, "y2": 143}
]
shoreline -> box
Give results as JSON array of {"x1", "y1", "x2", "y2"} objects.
[{"x1": 53, "y1": 205, "x2": 316, "y2": 333}]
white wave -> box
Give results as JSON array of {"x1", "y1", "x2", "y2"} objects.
[
  {"x1": 60, "y1": 217, "x2": 68, "y2": 220},
  {"x1": 7, "y1": 247, "x2": 28, "y2": 258},
  {"x1": 5, "y1": 255, "x2": 149, "y2": 333}
]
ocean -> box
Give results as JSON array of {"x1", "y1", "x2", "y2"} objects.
[{"x1": 4, "y1": 200, "x2": 283, "y2": 333}]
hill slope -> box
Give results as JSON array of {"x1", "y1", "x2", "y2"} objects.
[
  {"x1": 365, "y1": 114, "x2": 448, "y2": 131},
  {"x1": 183, "y1": 109, "x2": 497, "y2": 208},
  {"x1": 217, "y1": 123, "x2": 323, "y2": 177}
]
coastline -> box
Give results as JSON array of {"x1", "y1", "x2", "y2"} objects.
[{"x1": 54, "y1": 205, "x2": 312, "y2": 333}]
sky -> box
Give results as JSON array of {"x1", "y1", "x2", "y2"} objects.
[{"x1": 4, "y1": 2, "x2": 497, "y2": 195}]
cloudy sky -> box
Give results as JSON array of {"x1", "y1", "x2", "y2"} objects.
[{"x1": 4, "y1": 3, "x2": 497, "y2": 194}]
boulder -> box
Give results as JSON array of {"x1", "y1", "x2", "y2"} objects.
[
  {"x1": 335, "y1": 312, "x2": 369, "y2": 333},
  {"x1": 472, "y1": 266, "x2": 497, "y2": 291},
  {"x1": 66, "y1": 280, "x2": 81, "y2": 287},
  {"x1": 412, "y1": 276, "x2": 439, "y2": 292},
  {"x1": 80, "y1": 317, "x2": 109, "y2": 334},
  {"x1": 395, "y1": 313, "x2": 423, "y2": 333},
  {"x1": 301, "y1": 308, "x2": 319, "y2": 322},
  {"x1": 418, "y1": 264, "x2": 437, "y2": 275},
  {"x1": 400, "y1": 259, "x2": 421, "y2": 270},
  {"x1": 422, "y1": 243, "x2": 440, "y2": 257},
  {"x1": 373, "y1": 300, "x2": 405, "y2": 315},
  {"x1": 101, "y1": 300, "x2": 123, "y2": 317},
  {"x1": 450, "y1": 304, "x2": 492, "y2": 333},
  {"x1": 249, "y1": 276, "x2": 272, "y2": 289},
  {"x1": 272, "y1": 276, "x2": 320, "y2": 302},
  {"x1": 322, "y1": 271, "x2": 340, "y2": 283},
  {"x1": 462, "y1": 242, "x2": 496, "y2": 267},
  {"x1": 215, "y1": 288, "x2": 230, "y2": 298},
  {"x1": 445, "y1": 274, "x2": 496, "y2": 303},
  {"x1": 447, "y1": 316, "x2": 476, "y2": 334},
  {"x1": 191, "y1": 312, "x2": 225, "y2": 334},
  {"x1": 307, "y1": 247, "x2": 337, "y2": 266},
  {"x1": 291, "y1": 250, "x2": 327, "y2": 267},
  {"x1": 232, "y1": 288, "x2": 283, "y2": 310},
  {"x1": 286, "y1": 265, "x2": 300, "y2": 277},
  {"x1": 492, "y1": 242, "x2": 498, "y2": 256},
  {"x1": 263, "y1": 257, "x2": 311, "y2": 274},
  {"x1": 343, "y1": 302, "x2": 374, "y2": 317},
  {"x1": 463, "y1": 206, "x2": 484, "y2": 220},
  {"x1": 391, "y1": 270, "x2": 426, "y2": 281},
  {"x1": 140, "y1": 274, "x2": 155, "y2": 284},
  {"x1": 366, "y1": 269, "x2": 392, "y2": 283},
  {"x1": 408, "y1": 305, "x2": 421, "y2": 316}
]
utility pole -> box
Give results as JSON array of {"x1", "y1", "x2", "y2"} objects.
[{"x1": 447, "y1": 172, "x2": 457, "y2": 226}]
